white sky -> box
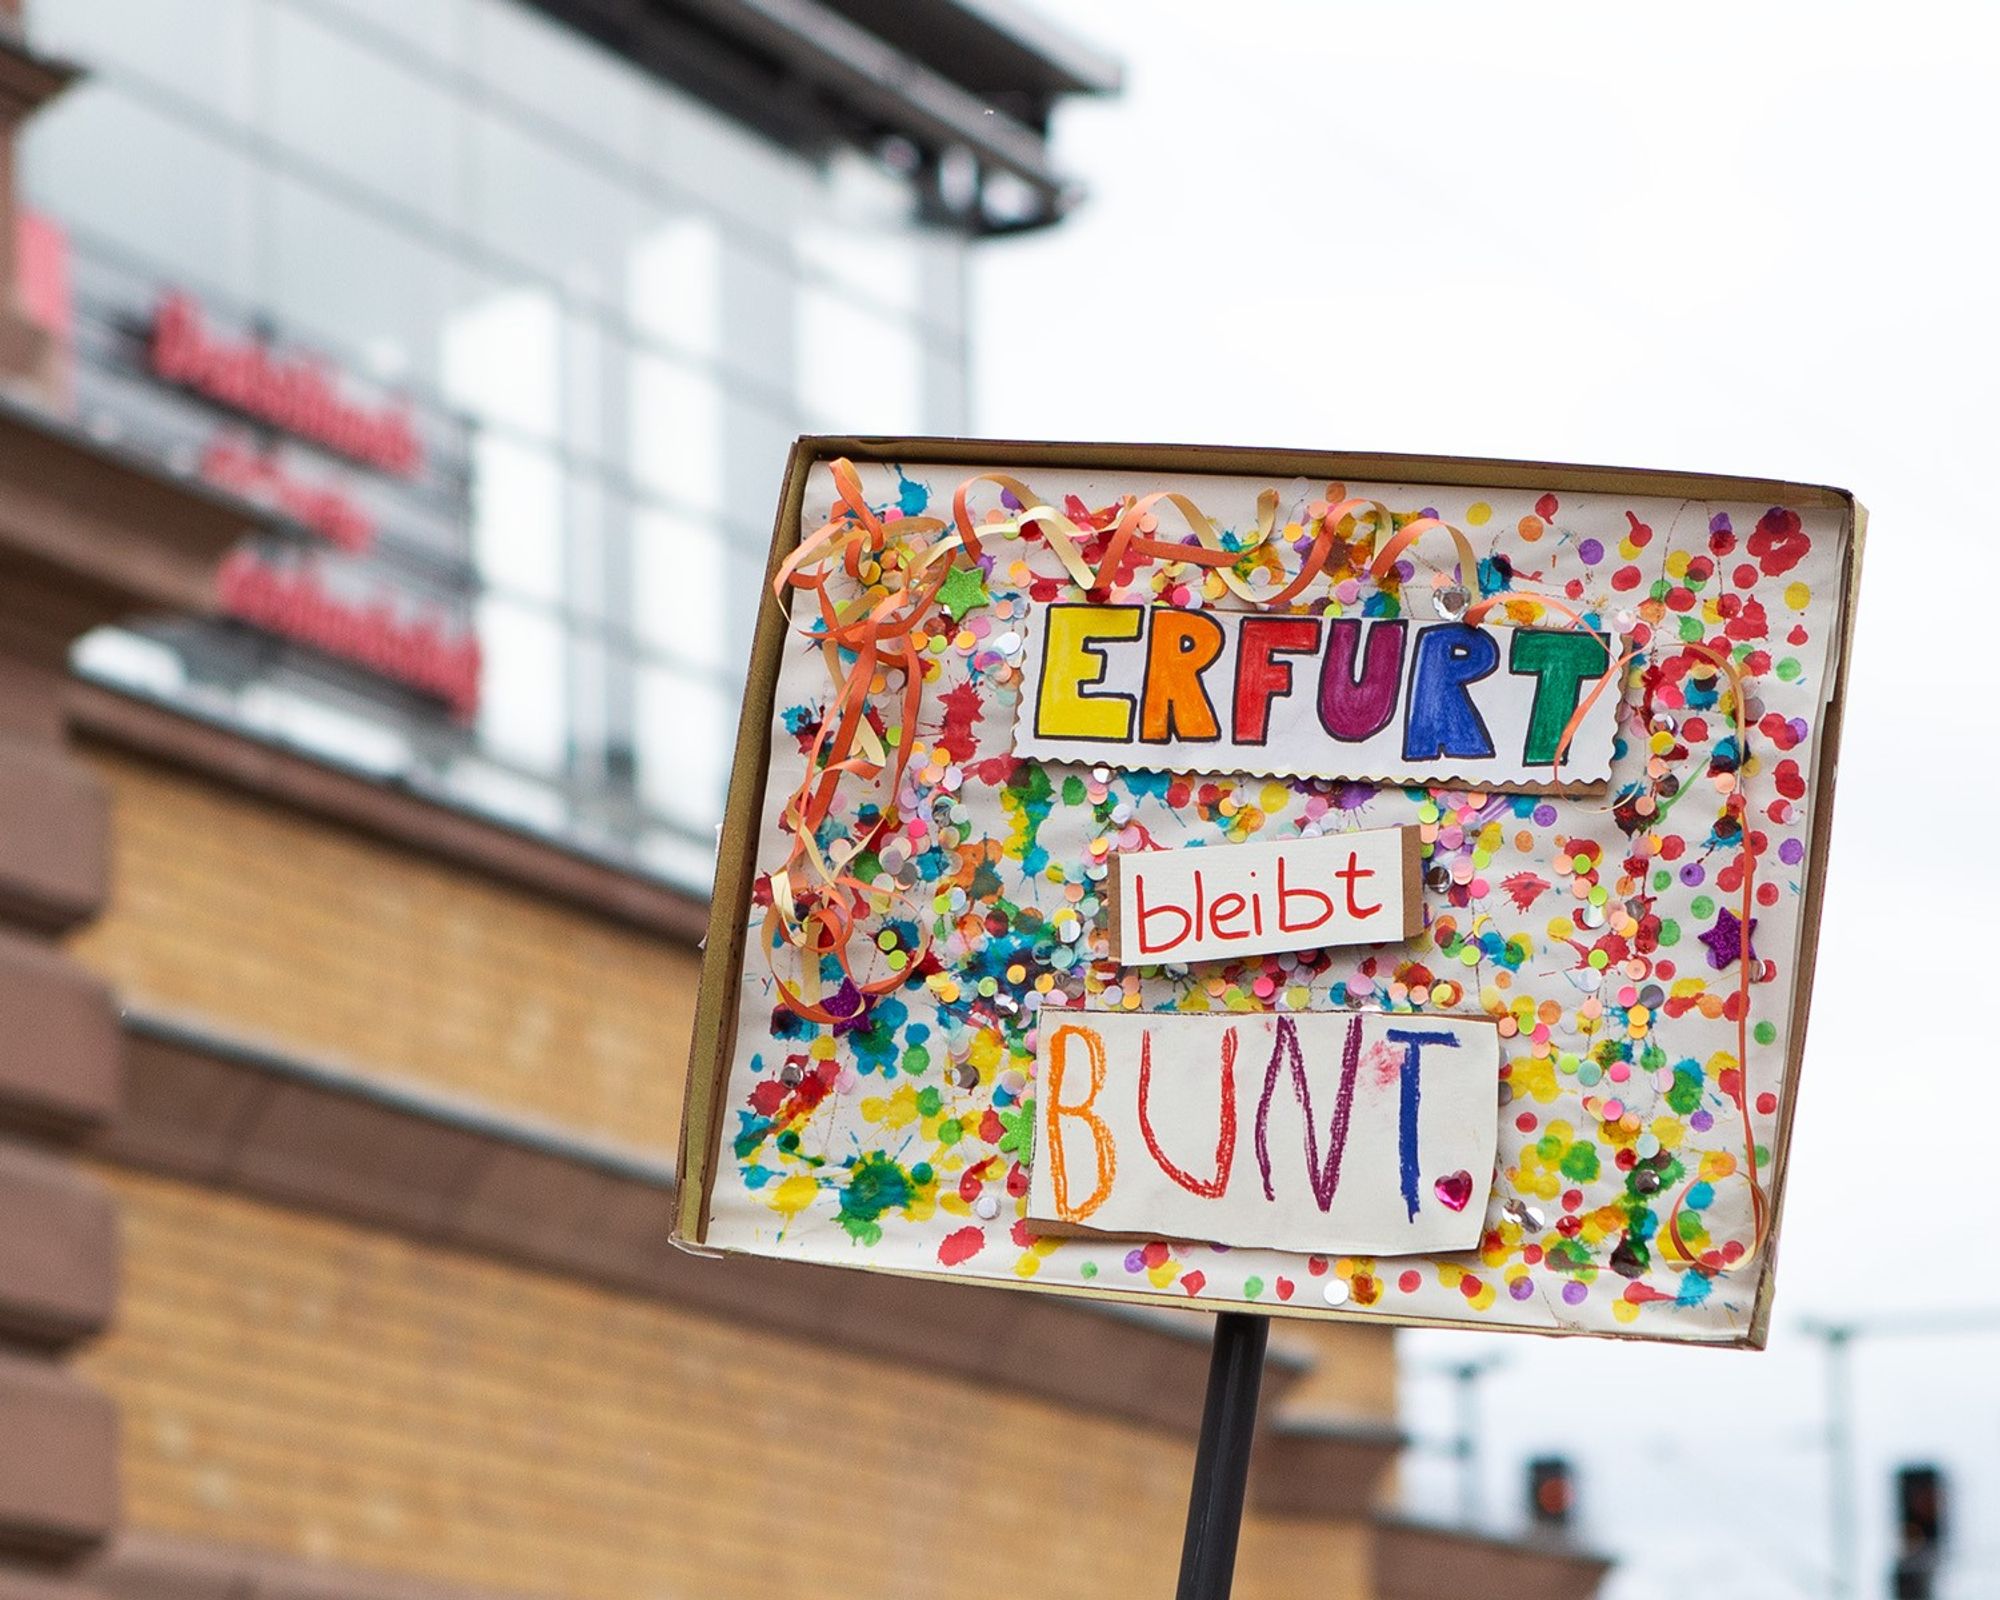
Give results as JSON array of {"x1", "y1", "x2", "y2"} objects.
[{"x1": 972, "y1": 5, "x2": 2000, "y2": 1595}]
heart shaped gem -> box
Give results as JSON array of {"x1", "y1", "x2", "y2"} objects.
[
  {"x1": 1275, "y1": 1277, "x2": 1295, "y2": 1301},
  {"x1": 1434, "y1": 1170, "x2": 1475, "y2": 1212}
]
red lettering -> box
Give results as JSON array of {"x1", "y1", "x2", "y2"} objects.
[
  {"x1": 1135, "y1": 869, "x2": 1194, "y2": 955},
  {"x1": 1138, "y1": 1027, "x2": 1237, "y2": 1198},
  {"x1": 1231, "y1": 616, "x2": 1321, "y2": 743},
  {"x1": 1278, "y1": 855, "x2": 1334, "y2": 934},
  {"x1": 150, "y1": 293, "x2": 424, "y2": 478},
  {"x1": 200, "y1": 437, "x2": 377, "y2": 553},
  {"x1": 1337, "y1": 852, "x2": 1381, "y2": 918},
  {"x1": 1210, "y1": 891, "x2": 1249, "y2": 939},
  {"x1": 216, "y1": 550, "x2": 481, "y2": 720}
]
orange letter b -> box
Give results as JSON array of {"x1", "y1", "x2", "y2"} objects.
[{"x1": 1046, "y1": 1024, "x2": 1116, "y2": 1222}]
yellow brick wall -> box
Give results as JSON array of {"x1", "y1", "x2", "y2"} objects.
[
  {"x1": 1272, "y1": 1323, "x2": 1399, "y2": 1424},
  {"x1": 68, "y1": 749, "x2": 695, "y2": 1154},
  {"x1": 84, "y1": 1170, "x2": 1374, "y2": 1600},
  {"x1": 60, "y1": 747, "x2": 1399, "y2": 1428},
  {"x1": 67, "y1": 747, "x2": 1400, "y2": 1595}
]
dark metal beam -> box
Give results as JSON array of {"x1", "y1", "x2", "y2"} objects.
[{"x1": 522, "y1": 0, "x2": 1107, "y2": 233}]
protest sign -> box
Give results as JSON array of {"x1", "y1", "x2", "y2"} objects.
[{"x1": 678, "y1": 440, "x2": 1862, "y2": 1345}]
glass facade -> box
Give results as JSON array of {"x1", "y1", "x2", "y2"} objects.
[{"x1": 22, "y1": 0, "x2": 972, "y2": 889}]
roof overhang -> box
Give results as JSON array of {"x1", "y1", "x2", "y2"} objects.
[{"x1": 523, "y1": 0, "x2": 1118, "y2": 235}]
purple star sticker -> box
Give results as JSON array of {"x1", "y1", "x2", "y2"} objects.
[{"x1": 1698, "y1": 907, "x2": 1757, "y2": 971}]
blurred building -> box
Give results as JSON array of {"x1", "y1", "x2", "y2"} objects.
[{"x1": 0, "y1": 2, "x2": 1610, "y2": 1598}]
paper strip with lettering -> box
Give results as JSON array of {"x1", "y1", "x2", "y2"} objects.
[
  {"x1": 1109, "y1": 828, "x2": 1422, "y2": 966},
  {"x1": 1013, "y1": 604, "x2": 1616, "y2": 789},
  {"x1": 1028, "y1": 1010, "x2": 1501, "y2": 1257}
]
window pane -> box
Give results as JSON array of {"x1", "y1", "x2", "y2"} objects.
[
  {"x1": 718, "y1": 230, "x2": 794, "y2": 395},
  {"x1": 443, "y1": 280, "x2": 561, "y2": 438},
  {"x1": 648, "y1": 89, "x2": 813, "y2": 241},
  {"x1": 632, "y1": 505, "x2": 726, "y2": 670},
  {"x1": 22, "y1": 88, "x2": 258, "y2": 301},
  {"x1": 627, "y1": 213, "x2": 720, "y2": 362},
  {"x1": 924, "y1": 346, "x2": 970, "y2": 434},
  {"x1": 267, "y1": 175, "x2": 454, "y2": 383},
  {"x1": 917, "y1": 231, "x2": 969, "y2": 344},
  {"x1": 635, "y1": 826, "x2": 719, "y2": 893},
  {"x1": 722, "y1": 395, "x2": 799, "y2": 538},
  {"x1": 443, "y1": 754, "x2": 566, "y2": 835},
  {"x1": 635, "y1": 664, "x2": 729, "y2": 830},
  {"x1": 797, "y1": 153, "x2": 922, "y2": 315},
  {"x1": 722, "y1": 548, "x2": 770, "y2": 672},
  {"x1": 563, "y1": 629, "x2": 613, "y2": 786},
  {"x1": 308, "y1": 0, "x2": 464, "y2": 64},
  {"x1": 29, "y1": 0, "x2": 255, "y2": 124},
  {"x1": 562, "y1": 307, "x2": 609, "y2": 461},
  {"x1": 469, "y1": 436, "x2": 563, "y2": 603},
  {"x1": 627, "y1": 352, "x2": 721, "y2": 511},
  {"x1": 237, "y1": 683, "x2": 413, "y2": 777},
  {"x1": 797, "y1": 284, "x2": 922, "y2": 434},
  {"x1": 563, "y1": 470, "x2": 617, "y2": 628},
  {"x1": 469, "y1": 108, "x2": 636, "y2": 307},
  {"x1": 73, "y1": 627, "x2": 189, "y2": 701},
  {"x1": 466, "y1": 0, "x2": 646, "y2": 160},
  {"x1": 476, "y1": 597, "x2": 566, "y2": 774},
  {"x1": 266, "y1": 7, "x2": 460, "y2": 220}
]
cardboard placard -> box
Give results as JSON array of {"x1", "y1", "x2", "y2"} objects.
[{"x1": 676, "y1": 438, "x2": 1863, "y2": 1348}]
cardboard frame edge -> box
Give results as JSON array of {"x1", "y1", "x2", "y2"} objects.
[{"x1": 673, "y1": 438, "x2": 821, "y2": 1247}]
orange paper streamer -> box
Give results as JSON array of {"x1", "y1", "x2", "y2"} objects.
[{"x1": 765, "y1": 464, "x2": 1412, "y2": 1015}]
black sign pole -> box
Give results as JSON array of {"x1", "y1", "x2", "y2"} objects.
[{"x1": 1174, "y1": 1310, "x2": 1270, "y2": 1600}]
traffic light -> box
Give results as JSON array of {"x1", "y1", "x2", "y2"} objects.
[
  {"x1": 1892, "y1": 1464, "x2": 1946, "y2": 1600},
  {"x1": 1527, "y1": 1456, "x2": 1575, "y2": 1531}
]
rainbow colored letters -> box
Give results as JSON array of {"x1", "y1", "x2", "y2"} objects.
[{"x1": 1014, "y1": 605, "x2": 1616, "y2": 789}]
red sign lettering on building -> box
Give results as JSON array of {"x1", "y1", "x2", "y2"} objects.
[
  {"x1": 150, "y1": 293, "x2": 424, "y2": 478},
  {"x1": 217, "y1": 551, "x2": 481, "y2": 722},
  {"x1": 199, "y1": 437, "x2": 377, "y2": 554}
]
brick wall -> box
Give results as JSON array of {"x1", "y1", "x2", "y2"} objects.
[
  {"x1": 1272, "y1": 1323, "x2": 1399, "y2": 1423},
  {"x1": 84, "y1": 1168, "x2": 1373, "y2": 1600},
  {"x1": 67, "y1": 742, "x2": 1403, "y2": 1600},
  {"x1": 69, "y1": 744, "x2": 1405, "y2": 1427},
  {"x1": 68, "y1": 749, "x2": 696, "y2": 1154}
]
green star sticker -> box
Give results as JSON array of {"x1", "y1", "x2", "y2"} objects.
[
  {"x1": 935, "y1": 562, "x2": 990, "y2": 622},
  {"x1": 996, "y1": 1098, "x2": 1035, "y2": 1161}
]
